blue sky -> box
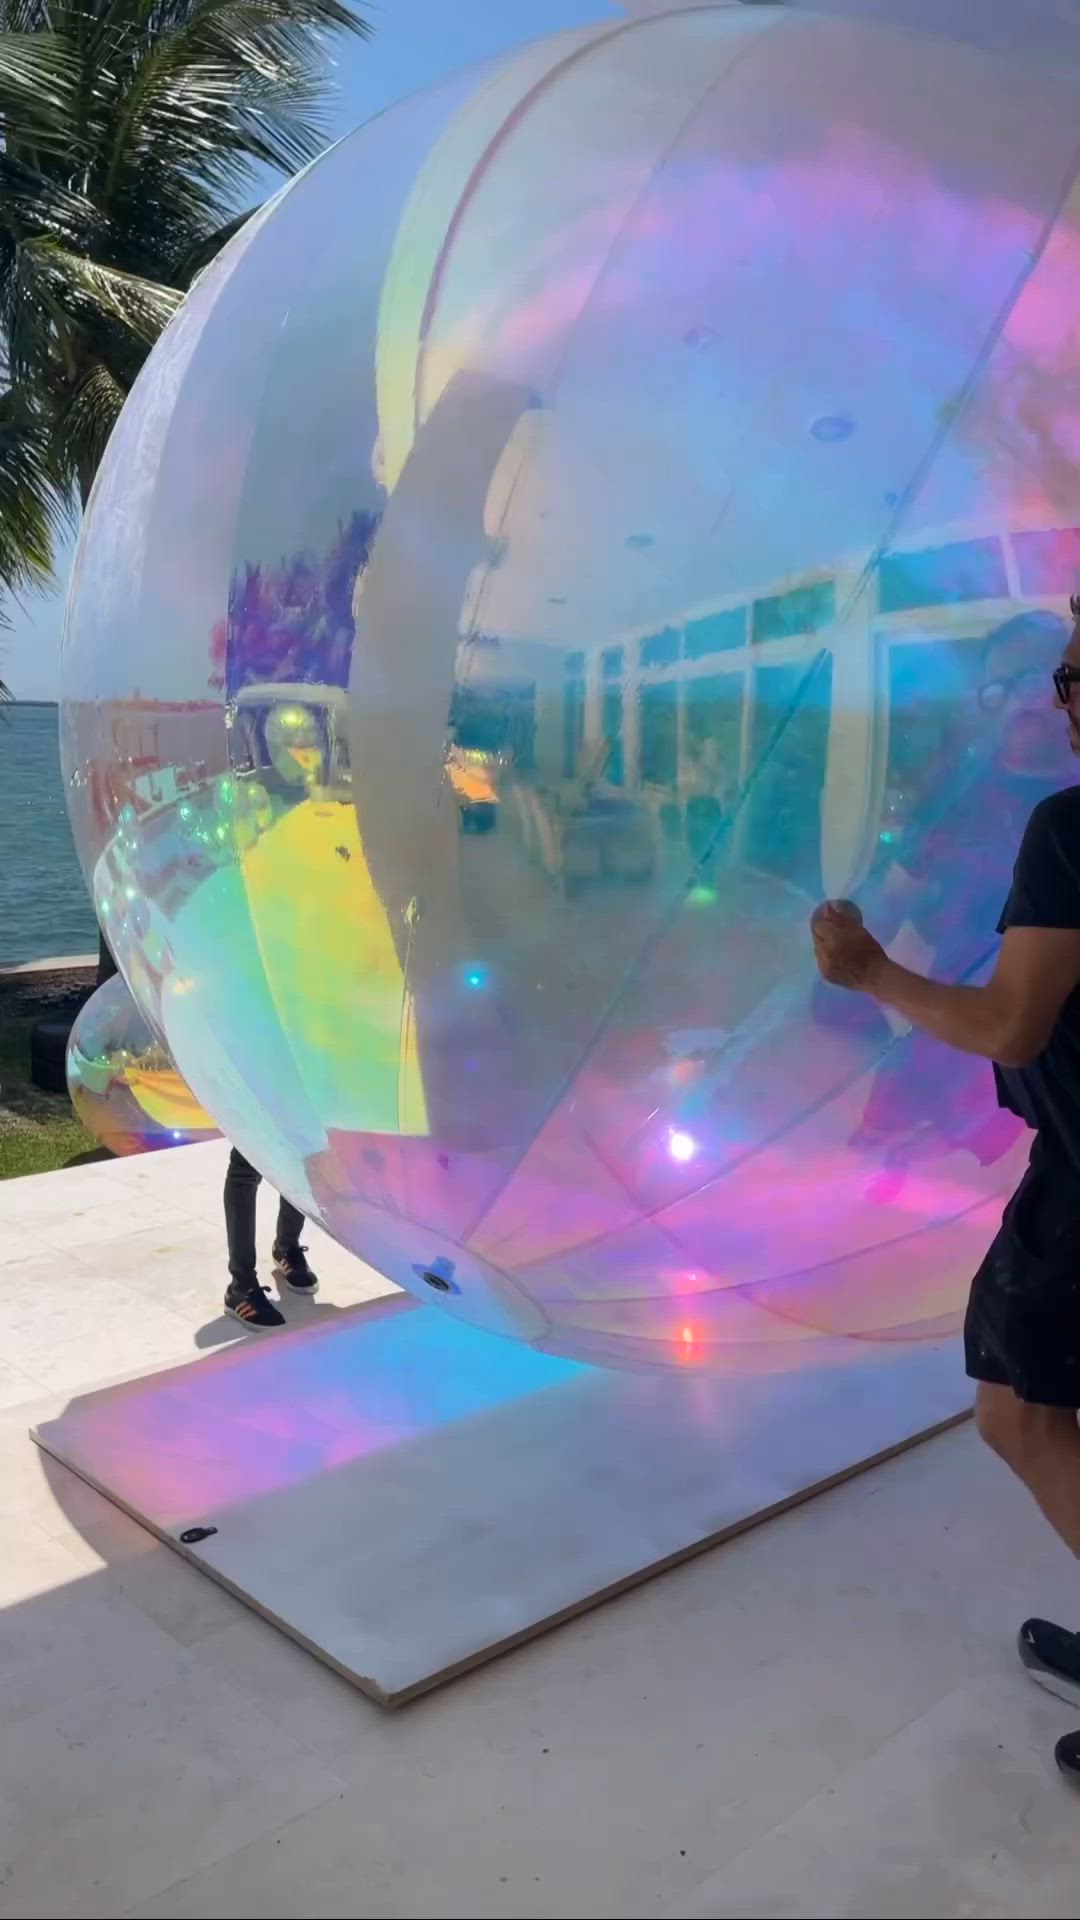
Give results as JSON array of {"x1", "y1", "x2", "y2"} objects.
[{"x1": 7, "y1": 0, "x2": 622, "y2": 700}]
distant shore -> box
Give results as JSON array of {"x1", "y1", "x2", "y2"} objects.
[{"x1": 0, "y1": 952, "x2": 96, "y2": 978}]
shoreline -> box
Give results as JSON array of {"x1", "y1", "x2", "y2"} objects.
[
  {"x1": 0, "y1": 952, "x2": 96, "y2": 979},
  {"x1": 0, "y1": 954, "x2": 96, "y2": 1019}
]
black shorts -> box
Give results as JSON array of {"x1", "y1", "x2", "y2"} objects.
[{"x1": 965, "y1": 1143, "x2": 1080, "y2": 1407}]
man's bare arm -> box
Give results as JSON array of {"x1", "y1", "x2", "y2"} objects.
[{"x1": 813, "y1": 910, "x2": 1080, "y2": 1067}]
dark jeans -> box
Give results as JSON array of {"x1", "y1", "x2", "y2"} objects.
[{"x1": 224, "y1": 1147, "x2": 305, "y2": 1284}]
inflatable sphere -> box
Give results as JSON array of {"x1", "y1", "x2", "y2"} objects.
[
  {"x1": 60, "y1": 0, "x2": 1080, "y2": 1371},
  {"x1": 67, "y1": 976, "x2": 219, "y2": 1157}
]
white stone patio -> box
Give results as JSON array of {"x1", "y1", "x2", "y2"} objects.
[{"x1": 3, "y1": 1141, "x2": 1080, "y2": 1918}]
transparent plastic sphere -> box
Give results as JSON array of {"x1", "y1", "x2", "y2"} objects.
[
  {"x1": 67, "y1": 976, "x2": 219, "y2": 1157},
  {"x1": 60, "y1": 0, "x2": 1080, "y2": 1371}
]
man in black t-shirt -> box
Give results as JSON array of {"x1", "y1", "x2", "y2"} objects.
[
  {"x1": 827, "y1": 612, "x2": 1069, "y2": 1186},
  {"x1": 812, "y1": 597, "x2": 1080, "y2": 1786}
]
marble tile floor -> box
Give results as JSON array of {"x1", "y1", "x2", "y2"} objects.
[{"x1": 3, "y1": 1142, "x2": 1080, "y2": 1918}]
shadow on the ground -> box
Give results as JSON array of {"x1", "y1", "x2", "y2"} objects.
[
  {"x1": 27, "y1": 1295, "x2": 399, "y2": 1571},
  {"x1": 195, "y1": 1294, "x2": 353, "y2": 1351},
  {"x1": 63, "y1": 1146, "x2": 114, "y2": 1168}
]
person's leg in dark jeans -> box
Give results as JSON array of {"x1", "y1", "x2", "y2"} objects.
[
  {"x1": 272, "y1": 1192, "x2": 319, "y2": 1297},
  {"x1": 224, "y1": 1148, "x2": 261, "y2": 1284},
  {"x1": 223, "y1": 1147, "x2": 285, "y2": 1328},
  {"x1": 273, "y1": 1193, "x2": 305, "y2": 1262}
]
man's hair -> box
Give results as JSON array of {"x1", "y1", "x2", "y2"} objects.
[
  {"x1": 1071, "y1": 592, "x2": 1080, "y2": 619},
  {"x1": 981, "y1": 609, "x2": 1068, "y2": 667}
]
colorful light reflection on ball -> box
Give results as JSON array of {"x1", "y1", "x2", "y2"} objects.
[{"x1": 67, "y1": 976, "x2": 219, "y2": 1157}]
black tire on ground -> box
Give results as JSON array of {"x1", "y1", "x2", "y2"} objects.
[{"x1": 30, "y1": 1015, "x2": 76, "y2": 1095}]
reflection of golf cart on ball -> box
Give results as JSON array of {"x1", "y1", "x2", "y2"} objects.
[
  {"x1": 228, "y1": 684, "x2": 352, "y2": 800},
  {"x1": 447, "y1": 743, "x2": 501, "y2": 833},
  {"x1": 447, "y1": 680, "x2": 529, "y2": 834}
]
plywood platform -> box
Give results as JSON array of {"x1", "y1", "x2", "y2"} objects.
[{"x1": 34, "y1": 1295, "x2": 970, "y2": 1705}]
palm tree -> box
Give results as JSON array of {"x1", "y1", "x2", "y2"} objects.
[
  {"x1": 0, "y1": 0, "x2": 371, "y2": 970},
  {"x1": 0, "y1": 383, "x2": 60, "y2": 697},
  {"x1": 0, "y1": 0, "x2": 371, "y2": 515}
]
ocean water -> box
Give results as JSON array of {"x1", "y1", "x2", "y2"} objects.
[{"x1": 0, "y1": 704, "x2": 99, "y2": 965}]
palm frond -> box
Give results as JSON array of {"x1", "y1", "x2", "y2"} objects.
[
  {"x1": 0, "y1": 29, "x2": 81, "y2": 154},
  {"x1": 101, "y1": 0, "x2": 370, "y2": 201},
  {"x1": 22, "y1": 241, "x2": 182, "y2": 339},
  {"x1": 0, "y1": 151, "x2": 97, "y2": 246},
  {"x1": 174, "y1": 200, "x2": 255, "y2": 283},
  {"x1": 53, "y1": 356, "x2": 126, "y2": 488},
  {"x1": 0, "y1": 0, "x2": 374, "y2": 570},
  {"x1": 0, "y1": 388, "x2": 63, "y2": 587}
]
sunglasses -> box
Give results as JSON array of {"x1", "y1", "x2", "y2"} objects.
[
  {"x1": 978, "y1": 668, "x2": 1049, "y2": 713},
  {"x1": 1054, "y1": 663, "x2": 1080, "y2": 707}
]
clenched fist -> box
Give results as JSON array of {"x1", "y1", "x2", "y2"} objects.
[{"x1": 811, "y1": 899, "x2": 887, "y2": 993}]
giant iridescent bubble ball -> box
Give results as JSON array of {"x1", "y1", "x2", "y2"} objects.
[
  {"x1": 60, "y1": 0, "x2": 1080, "y2": 1372},
  {"x1": 67, "y1": 974, "x2": 219, "y2": 1158}
]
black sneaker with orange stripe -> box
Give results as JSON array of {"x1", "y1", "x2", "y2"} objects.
[
  {"x1": 224, "y1": 1277, "x2": 286, "y2": 1329},
  {"x1": 272, "y1": 1242, "x2": 319, "y2": 1296}
]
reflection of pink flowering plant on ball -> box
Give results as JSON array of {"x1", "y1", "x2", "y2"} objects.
[
  {"x1": 208, "y1": 508, "x2": 380, "y2": 694},
  {"x1": 208, "y1": 617, "x2": 228, "y2": 691}
]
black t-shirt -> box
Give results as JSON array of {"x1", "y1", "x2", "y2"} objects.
[{"x1": 995, "y1": 788, "x2": 1080, "y2": 1171}]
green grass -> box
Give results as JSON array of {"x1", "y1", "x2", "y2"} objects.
[{"x1": 0, "y1": 1013, "x2": 103, "y2": 1179}]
